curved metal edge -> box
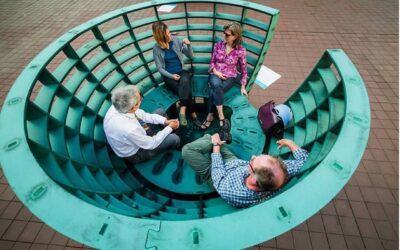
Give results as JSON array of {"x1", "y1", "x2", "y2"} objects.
[
  {"x1": 143, "y1": 49, "x2": 370, "y2": 249},
  {"x1": 0, "y1": 1, "x2": 280, "y2": 249}
]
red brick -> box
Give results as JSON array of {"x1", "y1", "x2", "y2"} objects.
[
  {"x1": 373, "y1": 220, "x2": 398, "y2": 240},
  {"x1": 382, "y1": 203, "x2": 398, "y2": 225},
  {"x1": 276, "y1": 231, "x2": 293, "y2": 249},
  {"x1": 365, "y1": 202, "x2": 387, "y2": 220},
  {"x1": 320, "y1": 201, "x2": 336, "y2": 215},
  {"x1": 46, "y1": 245, "x2": 64, "y2": 250},
  {"x1": 0, "y1": 186, "x2": 16, "y2": 201},
  {"x1": 363, "y1": 238, "x2": 384, "y2": 250},
  {"x1": 354, "y1": 172, "x2": 373, "y2": 187},
  {"x1": 259, "y1": 238, "x2": 276, "y2": 248},
  {"x1": 375, "y1": 188, "x2": 396, "y2": 204},
  {"x1": 322, "y1": 215, "x2": 342, "y2": 234},
  {"x1": 1, "y1": 220, "x2": 27, "y2": 241},
  {"x1": 334, "y1": 199, "x2": 353, "y2": 217},
  {"x1": 292, "y1": 230, "x2": 312, "y2": 250},
  {"x1": 344, "y1": 186, "x2": 363, "y2": 201},
  {"x1": 12, "y1": 242, "x2": 32, "y2": 249},
  {"x1": 350, "y1": 201, "x2": 371, "y2": 219},
  {"x1": 18, "y1": 222, "x2": 42, "y2": 242},
  {"x1": 50, "y1": 232, "x2": 69, "y2": 246},
  {"x1": 0, "y1": 200, "x2": 10, "y2": 215},
  {"x1": 29, "y1": 243, "x2": 47, "y2": 250},
  {"x1": 339, "y1": 216, "x2": 360, "y2": 236},
  {"x1": 15, "y1": 207, "x2": 32, "y2": 221},
  {"x1": 381, "y1": 240, "x2": 398, "y2": 250},
  {"x1": 309, "y1": 232, "x2": 329, "y2": 250},
  {"x1": 0, "y1": 219, "x2": 13, "y2": 241},
  {"x1": 344, "y1": 235, "x2": 365, "y2": 250},
  {"x1": 66, "y1": 239, "x2": 83, "y2": 248},
  {"x1": 34, "y1": 224, "x2": 55, "y2": 244},
  {"x1": 0, "y1": 240, "x2": 14, "y2": 249},
  {"x1": 359, "y1": 187, "x2": 380, "y2": 203},
  {"x1": 294, "y1": 221, "x2": 308, "y2": 231},
  {"x1": 368, "y1": 173, "x2": 388, "y2": 188},
  {"x1": 307, "y1": 213, "x2": 325, "y2": 233},
  {"x1": 326, "y1": 234, "x2": 347, "y2": 250},
  {"x1": 1, "y1": 201, "x2": 23, "y2": 220},
  {"x1": 383, "y1": 174, "x2": 398, "y2": 189},
  {"x1": 356, "y1": 218, "x2": 378, "y2": 238}
]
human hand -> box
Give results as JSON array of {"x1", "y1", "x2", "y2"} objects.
[
  {"x1": 168, "y1": 119, "x2": 180, "y2": 130},
  {"x1": 182, "y1": 38, "x2": 191, "y2": 45},
  {"x1": 277, "y1": 139, "x2": 299, "y2": 151},
  {"x1": 213, "y1": 69, "x2": 227, "y2": 80},
  {"x1": 172, "y1": 74, "x2": 181, "y2": 81},
  {"x1": 211, "y1": 133, "x2": 225, "y2": 145},
  {"x1": 241, "y1": 85, "x2": 248, "y2": 96}
]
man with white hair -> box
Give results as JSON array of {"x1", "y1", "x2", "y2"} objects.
[
  {"x1": 104, "y1": 85, "x2": 180, "y2": 164},
  {"x1": 182, "y1": 135, "x2": 309, "y2": 207}
]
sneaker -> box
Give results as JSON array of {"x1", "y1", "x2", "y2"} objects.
[{"x1": 218, "y1": 130, "x2": 232, "y2": 144}]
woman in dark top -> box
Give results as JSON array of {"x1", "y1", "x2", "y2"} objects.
[{"x1": 152, "y1": 21, "x2": 199, "y2": 126}]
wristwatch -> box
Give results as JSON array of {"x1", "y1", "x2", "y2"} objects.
[{"x1": 212, "y1": 142, "x2": 220, "y2": 146}]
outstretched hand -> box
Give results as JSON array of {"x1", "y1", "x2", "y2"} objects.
[
  {"x1": 211, "y1": 133, "x2": 225, "y2": 145},
  {"x1": 277, "y1": 139, "x2": 299, "y2": 152}
]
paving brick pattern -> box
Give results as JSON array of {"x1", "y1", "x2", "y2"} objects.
[{"x1": 0, "y1": 0, "x2": 398, "y2": 249}]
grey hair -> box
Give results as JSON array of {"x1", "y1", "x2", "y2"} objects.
[{"x1": 111, "y1": 85, "x2": 140, "y2": 113}]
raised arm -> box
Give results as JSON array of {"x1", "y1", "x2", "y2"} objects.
[
  {"x1": 181, "y1": 38, "x2": 194, "y2": 59},
  {"x1": 277, "y1": 139, "x2": 309, "y2": 177}
]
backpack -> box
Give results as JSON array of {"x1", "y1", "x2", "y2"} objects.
[{"x1": 257, "y1": 100, "x2": 285, "y2": 139}]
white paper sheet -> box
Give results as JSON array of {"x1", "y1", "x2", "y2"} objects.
[
  {"x1": 254, "y1": 65, "x2": 281, "y2": 89},
  {"x1": 157, "y1": 4, "x2": 177, "y2": 12}
]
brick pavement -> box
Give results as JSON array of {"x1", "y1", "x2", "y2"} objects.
[{"x1": 0, "y1": 0, "x2": 398, "y2": 249}]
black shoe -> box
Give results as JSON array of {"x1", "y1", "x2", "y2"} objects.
[
  {"x1": 219, "y1": 118, "x2": 231, "y2": 132},
  {"x1": 218, "y1": 130, "x2": 232, "y2": 144}
]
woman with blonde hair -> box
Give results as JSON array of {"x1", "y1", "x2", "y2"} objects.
[
  {"x1": 200, "y1": 22, "x2": 248, "y2": 130},
  {"x1": 152, "y1": 21, "x2": 199, "y2": 126}
]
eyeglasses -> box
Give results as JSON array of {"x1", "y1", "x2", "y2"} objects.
[
  {"x1": 249, "y1": 155, "x2": 256, "y2": 173},
  {"x1": 224, "y1": 32, "x2": 233, "y2": 37}
]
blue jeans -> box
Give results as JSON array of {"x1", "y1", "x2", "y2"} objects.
[{"x1": 208, "y1": 74, "x2": 236, "y2": 113}]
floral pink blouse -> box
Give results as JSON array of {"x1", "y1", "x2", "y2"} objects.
[{"x1": 209, "y1": 41, "x2": 247, "y2": 86}]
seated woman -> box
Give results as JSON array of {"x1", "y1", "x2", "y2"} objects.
[
  {"x1": 152, "y1": 21, "x2": 199, "y2": 126},
  {"x1": 201, "y1": 22, "x2": 248, "y2": 130}
]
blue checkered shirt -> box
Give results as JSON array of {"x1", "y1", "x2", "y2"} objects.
[{"x1": 211, "y1": 148, "x2": 309, "y2": 208}]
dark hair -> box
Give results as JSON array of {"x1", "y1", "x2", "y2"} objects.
[{"x1": 254, "y1": 157, "x2": 288, "y2": 192}]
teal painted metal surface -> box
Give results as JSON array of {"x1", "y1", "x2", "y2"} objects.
[{"x1": 0, "y1": 0, "x2": 370, "y2": 249}]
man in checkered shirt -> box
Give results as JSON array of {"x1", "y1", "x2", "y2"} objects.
[{"x1": 182, "y1": 134, "x2": 309, "y2": 208}]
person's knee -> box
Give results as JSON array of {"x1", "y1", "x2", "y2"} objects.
[
  {"x1": 168, "y1": 134, "x2": 181, "y2": 148},
  {"x1": 181, "y1": 144, "x2": 191, "y2": 160}
]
